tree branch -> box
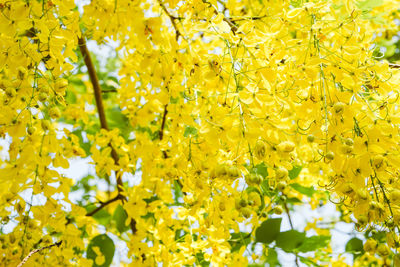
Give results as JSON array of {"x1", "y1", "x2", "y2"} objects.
[
  {"x1": 17, "y1": 241, "x2": 62, "y2": 267},
  {"x1": 159, "y1": 104, "x2": 168, "y2": 140},
  {"x1": 78, "y1": 36, "x2": 124, "y2": 194},
  {"x1": 157, "y1": 0, "x2": 181, "y2": 41},
  {"x1": 78, "y1": 35, "x2": 137, "y2": 234},
  {"x1": 389, "y1": 63, "x2": 400, "y2": 69},
  {"x1": 283, "y1": 198, "x2": 300, "y2": 267},
  {"x1": 78, "y1": 37, "x2": 109, "y2": 131},
  {"x1": 86, "y1": 194, "x2": 123, "y2": 217}
]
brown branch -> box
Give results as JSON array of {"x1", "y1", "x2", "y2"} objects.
[
  {"x1": 86, "y1": 194, "x2": 123, "y2": 217},
  {"x1": 208, "y1": 0, "x2": 237, "y2": 33},
  {"x1": 157, "y1": 0, "x2": 181, "y2": 41},
  {"x1": 283, "y1": 197, "x2": 300, "y2": 267},
  {"x1": 230, "y1": 15, "x2": 267, "y2": 22},
  {"x1": 78, "y1": 37, "x2": 109, "y2": 131},
  {"x1": 283, "y1": 200, "x2": 294, "y2": 230},
  {"x1": 159, "y1": 104, "x2": 168, "y2": 140},
  {"x1": 389, "y1": 63, "x2": 400, "y2": 69},
  {"x1": 78, "y1": 36, "x2": 124, "y2": 194},
  {"x1": 17, "y1": 241, "x2": 62, "y2": 267},
  {"x1": 102, "y1": 89, "x2": 118, "y2": 93},
  {"x1": 78, "y1": 35, "x2": 137, "y2": 234}
]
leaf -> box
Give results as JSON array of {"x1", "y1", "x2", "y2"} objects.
[
  {"x1": 297, "y1": 235, "x2": 330, "y2": 253},
  {"x1": 71, "y1": 175, "x2": 94, "y2": 192},
  {"x1": 65, "y1": 90, "x2": 77, "y2": 104},
  {"x1": 266, "y1": 248, "x2": 281, "y2": 266},
  {"x1": 290, "y1": 183, "x2": 316, "y2": 197},
  {"x1": 106, "y1": 108, "x2": 132, "y2": 139},
  {"x1": 195, "y1": 252, "x2": 211, "y2": 267},
  {"x1": 173, "y1": 180, "x2": 183, "y2": 203},
  {"x1": 184, "y1": 126, "x2": 198, "y2": 137},
  {"x1": 286, "y1": 197, "x2": 302, "y2": 204},
  {"x1": 113, "y1": 205, "x2": 130, "y2": 233},
  {"x1": 276, "y1": 230, "x2": 306, "y2": 252},
  {"x1": 255, "y1": 218, "x2": 282, "y2": 243},
  {"x1": 87, "y1": 234, "x2": 115, "y2": 267},
  {"x1": 345, "y1": 237, "x2": 364, "y2": 253},
  {"x1": 254, "y1": 162, "x2": 268, "y2": 178},
  {"x1": 229, "y1": 232, "x2": 252, "y2": 252},
  {"x1": 298, "y1": 256, "x2": 321, "y2": 267},
  {"x1": 71, "y1": 129, "x2": 91, "y2": 156},
  {"x1": 85, "y1": 204, "x2": 111, "y2": 226},
  {"x1": 289, "y1": 165, "x2": 302, "y2": 179},
  {"x1": 356, "y1": 0, "x2": 383, "y2": 11},
  {"x1": 260, "y1": 180, "x2": 276, "y2": 197}
]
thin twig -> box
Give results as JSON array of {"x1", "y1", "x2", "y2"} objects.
[
  {"x1": 230, "y1": 15, "x2": 267, "y2": 22},
  {"x1": 159, "y1": 104, "x2": 168, "y2": 140},
  {"x1": 86, "y1": 194, "x2": 123, "y2": 217},
  {"x1": 17, "y1": 241, "x2": 62, "y2": 267},
  {"x1": 283, "y1": 198, "x2": 300, "y2": 267},
  {"x1": 78, "y1": 35, "x2": 137, "y2": 234},
  {"x1": 208, "y1": 0, "x2": 237, "y2": 33},
  {"x1": 78, "y1": 37, "x2": 108, "y2": 131},
  {"x1": 78, "y1": 36, "x2": 124, "y2": 194},
  {"x1": 389, "y1": 63, "x2": 400, "y2": 69},
  {"x1": 157, "y1": 0, "x2": 181, "y2": 41}
]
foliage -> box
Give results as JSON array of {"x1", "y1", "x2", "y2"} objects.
[{"x1": 1, "y1": 0, "x2": 400, "y2": 266}]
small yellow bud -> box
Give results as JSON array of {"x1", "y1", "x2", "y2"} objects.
[
  {"x1": 390, "y1": 189, "x2": 400, "y2": 204},
  {"x1": 49, "y1": 107, "x2": 61, "y2": 119},
  {"x1": 372, "y1": 155, "x2": 385, "y2": 169},
  {"x1": 54, "y1": 79, "x2": 68, "y2": 93},
  {"x1": 377, "y1": 244, "x2": 390, "y2": 257},
  {"x1": 254, "y1": 140, "x2": 267, "y2": 159},
  {"x1": 277, "y1": 141, "x2": 295, "y2": 153},
  {"x1": 274, "y1": 205, "x2": 283, "y2": 215},
  {"x1": 325, "y1": 151, "x2": 334, "y2": 161},
  {"x1": 275, "y1": 167, "x2": 288, "y2": 179},
  {"x1": 307, "y1": 135, "x2": 315, "y2": 143},
  {"x1": 5, "y1": 87, "x2": 16, "y2": 98},
  {"x1": 333, "y1": 102, "x2": 345, "y2": 114},
  {"x1": 363, "y1": 239, "x2": 377, "y2": 253}
]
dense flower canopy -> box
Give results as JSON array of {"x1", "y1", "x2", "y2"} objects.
[{"x1": 1, "y1": 0, "x2": 400, "y2": 266}]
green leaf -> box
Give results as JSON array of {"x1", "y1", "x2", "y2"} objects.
[
  {"x1": 290, "y1": 0, "x2": 302, "y2": 8},
  {"x1": 266, "y1": 248, "x2": 281, "y2": 266},
  {"x1": 369, "y1": 230, "x2": 386, "y2": 242},
  {"x1": 106, "y1": 108, "x2": 132, "y2": 139},
  {"x1": 87, "y1": 234, "x2": 115, "y2": 267},
  {"x1": 345, "y1": 237, "x2": 364, "y2": 253},
  {"x1": 173, "y1": 180, "x2": 183, "y2": 203},
  {"x1": 229, "y1": 232, "x2": 252, "y2": 252},
  {"x1": 254, "y1": 162, "x2": 268, "y2": 178},
  {"x1": 286, "y1": 197, "x2": 302, "y2": 204},
  {"x1": 289, "y1": 165, "x2": 302, "y2": 179},
  {"x1": 298, "y1": 255, "x2": 321, "y2": 267},
  {"x1": 184, "y1": 126, "x2": 198, "y2": 137},
  {"x1": 65, "y1": 90, "x2": 77, "y2": 104},
  {"x1": 297, "y1": 235, "x2": 330, "y2": 253},
  {"x1": 356, "y1": 0, "x2": 383, "y2": 11},
  {"x1": 255, "y1": 218, "x2": 282, "y2": 243},
  {"x1": 260, "y1": 180, "x2": 276, "y2": 197},
  {"x1": 290, "y1": 183, "x2": 316, "y2": 197},
  {"x1": 71, "y1": 175, "x2": 94, "y2": 193},
  {"x1": 276, "y1": 230, "x2": 306, "y2": 252},
  {"x1": 195, "y1": 252, "x2": 210, "y2": 267},
  {"x1": 71, "y1": 129, "x2": 91, "y2": 156},
  {"x1": 113, "y1": 205, "x2": 130, "y2": 233},
  {"x1": 85, "y1": 204, "x2": 111, "y2": 226},
  {"x1": 170, "y1": 96, "x2": 179, "y2": 104}
]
